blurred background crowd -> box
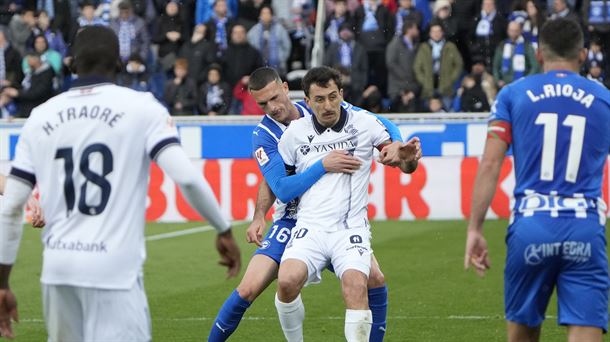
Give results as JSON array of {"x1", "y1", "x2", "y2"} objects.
[{"x1": 0, "y1": 0, "x2": 608, "y2": 118}]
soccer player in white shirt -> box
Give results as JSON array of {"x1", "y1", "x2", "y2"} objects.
[
  {"x1": 275, "y1": 66, "x2": 421, "y2": 341},
  {"x1": 0, "y1": 26, "x2": 241, "y2": 341}
]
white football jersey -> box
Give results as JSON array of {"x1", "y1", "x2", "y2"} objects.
[
  {"x1": 10, "y1": 79, "x2": 179, "y2": 289},
  {"x1": 278, "y1": 104, "x2": 390, "y2": 232}
]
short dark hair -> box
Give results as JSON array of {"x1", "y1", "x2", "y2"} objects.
[
  {"x1": 72, "y1": 26, "x2": 120, "y2": 76},
  {"x1": 401, "y1": 20, "x2": 417, "y2": 35},
  {"x1": 248, "y1": 67, "x2": 282, "y2": 91},
  {"x1": 301, "y1": 66, "x2": 343, "y2": 97},
  {"x1": 539, "y1": 18, "x2": 583, "y2": 61}
]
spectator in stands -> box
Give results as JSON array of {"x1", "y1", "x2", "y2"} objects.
[
  {"x1": 247, "y1": 5, "x2": 291, "y2": 75},
  {"x1": 0, "y1": 0, "x2": 20, "y2": 26},
  {"x1": 198, "y1": 63, "x2": 231, "y2": 115},
  {"x1": 0, "y1": 28, "x2": 24, "y2": 89},
  {"x1": 75, "y1": 2, "x2": 105, "y2": 28},
  {"x1": 196, "y1": 0, "x2": 236, "y2": 25},
  {"x1": 472, "y1": 0, "x2": 507, "y2": 72},
  {"x1": 470, "y1": 54, "x2": 497, "y2": 106},
  {"x1": 205, "y1": 0, "x2": 235, "y2": 58},
  {"x1": 153, "y1": 0, "x2": 185, "y2": 72},
  {"x1": 585, "y1": 60, "x2": 609, "y2": 87},
  {"x1": 36, "y1": 0, "x2": 72, "y2": 42},
  {"x1": 354, "y1": 0, "x2": 393, "y2": 96},
  {"x1": 457, "y1": 74, "x2": 490, "y2": 112},
  {"x1": 35, "y1": 10, "x2": 67, "y2": 57},
  {"x1": 117, "y1": 53, "x2": 151, "y2": 92},
  {"x1": 549, "y1": 0, "x2": 581, "y2": 23},
  {"x1": 427, "y1": 93, "x2": 446, "y2": 113},
  {"x1": 520, "y1": 0, "x2": 545, "y2": 49},
  {"x1": 232, "y1": 75, "x2": 264, "y2": 115},
  {"x1": 222, "y1": 23, "x2": 263, "y2": 89},
  {"x1": 2, "y1": 52, "x2": 54, "y2": 117},
  {"x1": 358, "y1": 84, "x2": 384, "y2": 113},
  {"x1": 414, "y1": 21, "x2": 463, "y2": 110},
  {"x1": 23, "y1": 35, "x2": 62, "y2": 85},
  {"x1": 179, "y1": 23, "x2": 219, "y2": 86},
  {"x1": 324, "y1": 23, "x2": 368, "y2": 97},
  {"x1": 452, "y1": 0, "x2": 480, "y2": 70},
  {"x1": 8, "y1": 9, "x2": 37, "y2": 56},
  {"x1": 237, "y1": 0, "x2": 270, "y2": 30},
  {"x1": 582, "y1": 0, "x2": 610, "y2": 60},
  {"x1": 386, "y1": 19, "x2": 419, "y2": 103},
  {"x1": 287, "y1": 4, "x2": 314, "y2": 72},
  {"x1": 164, "y1": 58, "x2": 197, "y2": 115},
  {"x1": 585, "y1": 38, "x2": 607, "y2": 80},
  {"x1": 427, "y1": 0, "x2": 457, "y2": 43},
  {"x1": 394, "y1": 0, "x2": 423, "y2": 34},
  {"x1": 492, "y1": 21, "x2": 539, "y2": 88},
  {"x1": 325, "y1": 0, "x2": 352, "y2": 44},
  {"x1": 390, "y1": 82, "x2": 422, "y2": 113},
  {"x1": 110, "y1": 0, "x2": 150, "y2": 63}
]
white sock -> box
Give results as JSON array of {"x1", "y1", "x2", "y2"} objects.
[
  {"x1": 275, "y1": 293, "x2": 305, "y2": 342},
  {"x1": 345, "y1": 309, "x2": 372, "y2": 342}
]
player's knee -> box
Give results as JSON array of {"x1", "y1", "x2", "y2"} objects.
[
  {"x1": 277, "y1": 273, "x2": 304, "y2": 300},
  {"x1": 367, "y1": 269, "x2": 385, "y2": 289},
  {"x1": 236, "y1": 284, "x2": 262, "y2": 302}
]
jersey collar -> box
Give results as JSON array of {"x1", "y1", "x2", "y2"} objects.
[
  {"x1": 312, "y1": 107, "x2": 348, "y2": 135},
  {"x1": 70, "y1": 76, "x2": 114, "y2": 90}
]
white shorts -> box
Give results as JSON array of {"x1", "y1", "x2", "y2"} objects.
[
  {"x1": 281, "y1": 227, "x2": 372, "y2": 285},
  {"x1": 42, "y1": 277, "x2": 151, "y2": 342}
]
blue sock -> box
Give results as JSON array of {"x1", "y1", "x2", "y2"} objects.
[
  {"x1": 368, "y1": 286, "x2": 388, "y2": 342},
  {"x1": 208, "y1": 290, "x2": 251, "y2": 342}
]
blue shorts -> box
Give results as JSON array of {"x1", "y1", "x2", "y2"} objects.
[
  {"x1": 253, "y1": 219, "x2": 296, "y2": 264},
  {"x1": 504, "y1": 215, "x2": 609, "y2": 331}
]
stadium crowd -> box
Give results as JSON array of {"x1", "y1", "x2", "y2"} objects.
[{"x1": 0, "y1": 0, "x2": 607, "y2": 118}]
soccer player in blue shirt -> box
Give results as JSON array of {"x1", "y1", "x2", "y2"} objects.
[
  {"x1": 208, "y1": 67, "x2": 414, "y2": 341},
  {"x1": 465, "y1": 18, "x2": 610, "y2": 342}
]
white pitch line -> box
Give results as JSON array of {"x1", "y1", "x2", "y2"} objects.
[
  {"x1": 145, "y1": 221, "x2": 247, "y2": 241},
  {"x1": 21, "y1": 315, "x2": 558, "y2": 323}
]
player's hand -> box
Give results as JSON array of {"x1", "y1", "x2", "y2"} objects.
[
  {"x1": 26, "y1": 196, "x2": 45, "y2": 228},
  {"x1": 464, "y1": 229, "x2": 491, "y2": 277},
  {"x1": 379, "y1": 137, "x2": 421, "y2": 167},
  {"x1": 246, "y1": 217, "x2": 266, "y2": 247},
  {"x1": 0, "y1": 288, "x2": 18, "y2": 339},
  {"x1": 216, "y1": 230, "x2": 241, "y2": 278},
  {"x1": 322, "y1": 150, "x2": 362, "y2": 173}
]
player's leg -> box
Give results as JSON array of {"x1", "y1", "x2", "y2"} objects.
[
  {"x1": 208, "y1": 254, "x2": 278, "y2": 341},
  {"x1": 557, "y1": 216, "x2": 608, "y2": 342},
  {"x1": 504, "y1": 217, "x2": 558, "y2": 342},
  {"x1": 507, "y1": 322, "x2": 541, "y2": 342},
  {"x1": 367, "y1": 254, "x2": 387, "y2": 342},
  {"x1": 566, "y1": 326, "x2": 603, "y2": 342},
  {"x1": 275, "y1": 259, "x2": 308, "y2": 342},
  {"x1": 333, "y1": 228, "x2": 373, "y2": 342},
  {"x1": 275, "y1": 226, "x2": 327, "y2": 342},
  {"x1": 209, "y1": 219, "x2": 294, "y2": 341},
  {"x1": 83, "y1": 276, "x2": 151, "y2": 341},
  {"x1": 43, "y1": 284, "x2": 84, "y2": 342}
]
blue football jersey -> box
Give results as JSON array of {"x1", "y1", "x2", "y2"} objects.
[
  {"x1": 491, "y1": 70, "x2": 610, "y2": 207},
  {"x1": 251, "y1": 101, "x2": 310, "y2": 221}
]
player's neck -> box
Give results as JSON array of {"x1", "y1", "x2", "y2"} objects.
[
  {"x1": 543, "y1": 60, "x2": 581, "y2": 74},
  {"x1": 78, "y1": 71, "x2": 116, "y2": 82},
  {"x1": 286, "y1": 103, "x2": 300, "y2": 124}
]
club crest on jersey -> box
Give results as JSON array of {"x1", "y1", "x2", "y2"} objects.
[
  {"x1": 299, "y1": 145, "x2": 311, "y2": 155},
  {"x1": 260, "y1": 240, "x2": 271, "y2": 250},
  {"x1": 344, "y1": 124, "x2": 358, "y2": 135},
  {"x1": 255, "y1": 147, "x2": 270, "y2": 166}
]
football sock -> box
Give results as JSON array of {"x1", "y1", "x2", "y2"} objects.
[
  {"x1": 208, "y1": 290, "x2": 251, "y2": 341},
  {"x1": 345, "y1": 309, "x2": 373, "y2": 342},
  {"x1": 368, "y1": 286, "x2": 388, "y2": 342},
  {"x1": 275, "y1": 293, "x2": 304, "y2": 342}
]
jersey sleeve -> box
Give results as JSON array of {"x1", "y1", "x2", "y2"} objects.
[
  {"x1": 370, "y1": 113, "x2": 402, "y2": 142},
  {"x1": 369, "y1": 116, "x2": 392, "y2": 149},
  {"x1": 10, "y1": 117, "x2": 37, "y2": 187},
  {"x1": 488, "y1": 86, "x2": 513, "y2": 145},
  {"x1": 145, "y1": 95, "x2": 181, "y2": 160},
  {"x1": 260, "y1": 124, "x2": 326, "y2": 203}
]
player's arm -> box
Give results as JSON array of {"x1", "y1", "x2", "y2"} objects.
[
  {"x1": 464, "y1": 120, "x2": 511, "y2": 277},
  {"x1": 370, "y1": 113, "x2": 403, "y2": 142},
  {"x1": 0, "y1": 174, "x2": 31, "y2": 339},
  {"x1": 246, "y1": 178, "x2": 275, "y2": 246},
  {"x1": 155, "y1": 145, "x2": 241, "y2": 277},
  {"x1": 0, "y1": 174, "x2": 5, "y2": 194}
]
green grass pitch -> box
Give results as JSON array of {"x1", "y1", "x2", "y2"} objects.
[{"x1": 7, "y1": 220, "x2": 607, "y2": 341}]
